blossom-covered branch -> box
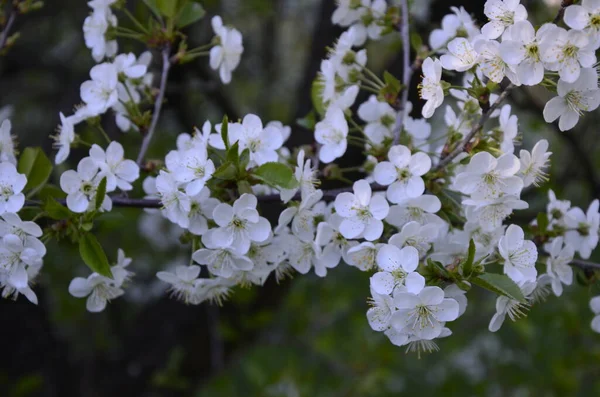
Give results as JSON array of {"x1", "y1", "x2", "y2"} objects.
[{"x1": 435, "y1": 83, "x2": 514, "y2": 171}]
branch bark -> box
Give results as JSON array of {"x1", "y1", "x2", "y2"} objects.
[
  {"x1": 392, "y1": 0, "x2": 411, "y2": 145},
  {"x1": 136, "y1": 45, "x2": 172, "y2": 165},
  {"x1": 434, "y1": 84, "x2": 514, "y2": 171},
  {"x1": 0, "y1": 8, "x2": 17, "y2": 52}
]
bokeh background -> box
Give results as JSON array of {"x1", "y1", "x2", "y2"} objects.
[{"x1": 1, "y1": 0, "x2": 600, "y2": 395}]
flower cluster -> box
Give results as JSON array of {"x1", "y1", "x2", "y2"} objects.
[
  {"x1": 421, "y1": 0, "x2": 600, "y2": 131},
  {"x1": 3, "y1": 0, "x2": 600, "y2": 352}
]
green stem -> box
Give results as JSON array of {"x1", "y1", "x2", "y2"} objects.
[
  {"x1": 363, "y1": 67, "x2": 385, "y2": 87},
  {"x1": 122, "y1": 8, "x2": 150, "y2": 34},
  {"x1": 97, "y1": 125, "x2": 111, "y2": 144}
]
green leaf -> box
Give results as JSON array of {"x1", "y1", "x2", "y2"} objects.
[
  {"x1": 383, "y1": 71, "x2": 401, "y2": 93},
  {"x1": 37, "y1": 184, "x2": 66, "y2": 201},
  {"x1": 175, "y1": 1, "x2": 205, "y2": 28},
  {"x1": 311, "y1": 79, "x2": 326, "y2": 116},
  {"x1": 143, "y1": 0, "x2": 162, "y2": 19},
  {"x1": 462, "y1": 239, "x2": 476, "y2": 277},
  {"x1": 237, "y1": 180, "x2": 253, "y2": 195},
  {"x1": 227, "y1": 141, "x2": 240, "y2": 165},
  {"x1": 79, "y1": 233, "x2": 112, "y2": 278},
  {"x1": 18, "y1": 147, "x2": 52, "y2": 191},
  {"x1": 156, "y1": 0, "x2": 178, "y2": 17},
  {"x1": 43, "y1": 198, "x2": 71, "y2": 220},
  {"x1": 426, "y1": 258, "x2": 450, "y2": 278},
  {"x1": 297, "y1": 110, "x2": 316, "y2": 130},
  {"x1": 239, "y1": 148, "x2": 250, "y2": 171},
  {"x1": 410, "y1": 32, "x2": 422, "y2": 52},
  {"x1": 221, "y1": 115, "x2": 230, "y2": 150},
  {"x1": 213, "y1": 161, "x2": 237, "y2": 181},
  {"x1": 472, "y1": 273, "x2": 526, "y2": 303},
  {"x1": 94, "y1": 177, "x2": 107, "y2": 211},
  {"x1": 253, "y1": 162, "x2": 297, "y2": 189}
]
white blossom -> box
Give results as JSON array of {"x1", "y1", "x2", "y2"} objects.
[
  {"x1": 89, "y1": 142, "x2": 140, "y2": 191},
  {"x1": 543, "y1": 237, "x2": 574, "y2": 297},
  {"x1": 374, "y1": 145, "x2": 431, "y2": 203},
  {"x1": 0, "y1": 162, "x2": 26, "y2": 214},
  {"x1": 420, "y1": 57, "x2": 445, "y2": 118},
  {"x1": 315, "y1": 106, "x2": 348, "y2": 163},
  {"x1": 498, "y1": 224, "x2": 538, "y2": 283},
  {"x1": 543, "y1": 67, "x2": 600, "y2": 131},
  {"x1": 334, "y1": 179, "x2": 389, "y2": 240},
  {"x1": 210, "y1": 16, "x2": 244, "y2": 84},
  {"x1": 482, "y1": 0, "x2": 528, "y2": 39},
  {"x1": 519, "y1": 139, "x2": 551, "y2": 187},
  {"x1": 564, "y1": 199, "x2": 599, "y2": 259}
]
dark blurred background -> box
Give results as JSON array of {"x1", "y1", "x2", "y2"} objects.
[{"x1": 2, "y1": 0, "x2": 600, "y2": 396}]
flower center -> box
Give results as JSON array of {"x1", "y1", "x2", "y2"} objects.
[
  {"x1": 562, "y1": 44, "x2": 578, "y2": 60},
  {"x1": 565, "y1": 91, "x2": 586, "y2": 114},
  {"x1": 525, "y1": 43, "x2": 540, "y2": 62}
]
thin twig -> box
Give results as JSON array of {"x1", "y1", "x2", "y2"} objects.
[
  {"x1": 136, "y1": 45, "x2": 172, "y2": 165},
  {"x1": 392, "y1": 0, "x2": 411, "y2": 145},
  {"x1": 570, "y1": 258, "x2": 600, "y2": 271},
  {"x1": 553, "y1": 0, "x2": 574, "y2": 24},
  {"x1": 434, "y1": 84, "x2": 514, "y2": 171},
  {"x1": 0, "y1": 9, "x2": 17, "y2": 52}
]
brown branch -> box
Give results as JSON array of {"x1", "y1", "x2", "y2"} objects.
[
  {"x1": 392, "y1": 0, "x2": 411, "y2": 145},
  {"x1": 0, "y1": 7, "x2": 17, "y2": 53},
  {"x1": 136, "y1": 45, "x2": 172, "y2": 165},
  {"x1": 553, "y1": 0, "x2": 574, "y2": 24},
  {"x1": 434, "y1": 84, "x2": 515, "y2": 171}
]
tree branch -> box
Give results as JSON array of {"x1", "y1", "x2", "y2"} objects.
[
  {"x1": 136, "y1": 45, "x2": 172, "y2": 166},
  {"x1": 553, "y1": 0, "x2": 574, "y2": 24},
  {"x1": 434, "y1": 84, "x2": 514, "y2": 171},
  {"x1": 392, "y1": 0, "x2": 411, "y2": 145},
  {"x1": 0, "y1": 8, "x2": 17, "y2": 52}
]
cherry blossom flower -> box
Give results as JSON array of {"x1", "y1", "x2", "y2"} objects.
[
  {"x1": 454, "y1": 152, "x2": 523, "y2": 201},
  {"x1": 0, "y1": 162, "x2": 26, "y2": 214},
  {"x1": 60, "y1": 157, "x2": 112, "y2": 213},
  {"x1": 420, "y1": 57, "x2": 445, "y2": 118},
  {"x1": 543, "y1": 68, "x2": 600, "y2": 131},
  {"x1": 334, "y1": 180, "x2": 389, "y2": 241},
  {"x1": 489, "y1": 280, "x2": 536, "y2": 332},
  {"x1": 374, "y1": 145, "x2": 431, "y2": 203},
  {"x1": 564, "y1": 199, "x2": 600, "y2": 259},
  {"x1": 440, "y1": 38, "x2": 478, "y2": 72},
  {"x1": 371, "y1": 245, "x2": 424, "y2": 295},
  {"x1": 210, "y1": 16, "x2": 244, "y2": 84},
  {"x1": 482, "y1": 0, "x2": 528, "y2": 39},
  {"x1": 205, "y1": 193, "x2": 271, "y2": 254},
  {"x1": 391, "y1": 286, "x2": 460, "y2": 340},
  {"x1": 89, "y1": 142, "x2": 140, "y2": 191},
  {"x1": 315, "y1": 106, "x2": 349, "y2": 163},
  {"x1": 544, "y1": 237, "x2": 574, "y2": 297},
  {"x1": 540, "y1": 26, "x2": 596, "y2": 83},
  {"x1": 498, "y1": 224, "x2": 538, "y2": 283},
  {"x1": 519, "y1": 139, "x2": 551, "y2": 187}
]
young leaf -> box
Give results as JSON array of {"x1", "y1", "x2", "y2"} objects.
[
  {"x1": 221, "y1": 115, "x2": 230, "y2": 150},
  {"x1": 297, "y1": 110, "x2": 316, "y2": 130},
  {"x1": 43, "y1": 198, "x2": 71, "y2": 220},
  {"x1": 237, "y1": 180, "x2": 253, "y2": 195},
  {"x1": 156, "y1": 0, "x2": 178, "y2": 17},
  {"x1": 253, "y1": 162, "x2": 297, "y2": 189},
  {"x1": 227, "y1": 141, "x2": 240, "y2": 165},
  {"x1": 79, "y1": 233, "x2": 113, "y2": 278},
  {"x1": 95, "y1": 177, "x2": 107, "y2": 211},
  {"x1": 175, "y1": 1, "x2": 205, "y2": 28},
  {"x1": 239, "y1": 148, "x2": 250, "y2": 170},
  {"x1": 143, "y1": 0, "x2": 162, "y2": 19},
  {"x1": 213, "y1": 161, "x2": 237, "y2": 180},
  {"x1": 383, "y1": 71, "x2": 401, "y2": 93},
  {"x1": 462, "y1": 239, "x2": 476, "y2": 277},
  {"x1": 18, "y1": 147, "x2": 53, "y2": 191},
  {"x1": 471, "y1": 273, "x2": 526, "y2": 303},
  {"x1": 410, "y1": 32, "x2": 422, "y2": 52}
]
